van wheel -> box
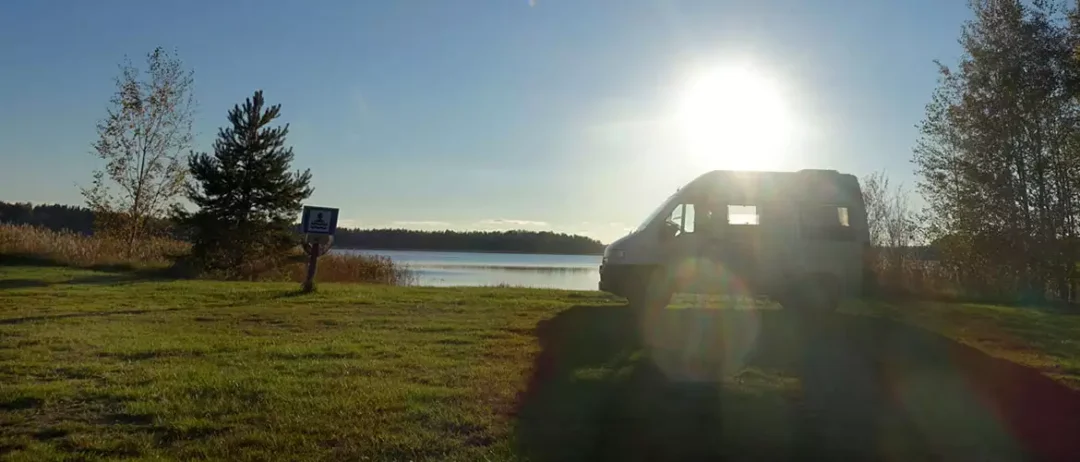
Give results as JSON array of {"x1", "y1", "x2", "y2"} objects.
[{"x1": 625, "y1": 285, "x2": 647, "y2": 309}]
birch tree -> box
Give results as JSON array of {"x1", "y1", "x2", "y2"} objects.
[{"x1": 82, "y1": 47, "x2": 195, "y2": 251}]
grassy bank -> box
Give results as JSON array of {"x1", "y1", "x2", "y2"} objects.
[
  {"x1": 2, "y1": 265, "x2": 1080, "y2": 460},
  {"x1": 0, "y1": 223, "x2": 410, "y2": 285}
]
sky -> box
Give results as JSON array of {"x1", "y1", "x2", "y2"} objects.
[{"x1": 0, "y1": 0, "x2": 971, "y2": 243}]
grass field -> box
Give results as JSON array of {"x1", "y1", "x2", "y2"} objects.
[{"x1": 3, "y1": 264, "x2": 1080, "y2": 461}]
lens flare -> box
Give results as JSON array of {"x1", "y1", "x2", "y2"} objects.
[{"x1": 638, "y1": 257, "x2": 763, "y2": 382}]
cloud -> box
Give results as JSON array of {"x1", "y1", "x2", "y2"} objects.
[
  {"x1": 390, "y1": 220, "x2": 452, "y2": 228},
  {"x1": 476, "y1": 219, "x2": 549, "y2": 228},
  {"x1": 574, "y1": 221, "x2": 634, "y2": 243},
  {"x1": 586, "y1": 118, "x2": 665, "y2": 136},
  {"x1": 349, "y1": 87, "x2": 372, "y2": 119},
  {"x1": 336, "y1": 219, "x2": 363, "y2": 229},
  {"x1": 528, "y1": 0, "x2": 536, "y2": 6}
]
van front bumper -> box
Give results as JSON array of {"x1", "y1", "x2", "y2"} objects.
[{"x1": 598, "y1": 263, "x2": 642, "y2": 298}]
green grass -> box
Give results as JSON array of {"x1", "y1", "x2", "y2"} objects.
[
  {"x1": 0, "y1": 265, "x2": 586, "y2": 461},
  {"x1": 3, "y1": 265, "x2": 1080, "y2": 460}
]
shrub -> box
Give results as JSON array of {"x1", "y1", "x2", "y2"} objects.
[
  {"x1": 298, "y1": 253, "x2": 415, "y2": 286},
  {"x1": 864, "y1": 248, "x2": 1080, "y2": 306}
]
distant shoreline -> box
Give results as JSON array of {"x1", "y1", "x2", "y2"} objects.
[{"x1": 332, "y1": 247, "x2": 604, "y2": 257}]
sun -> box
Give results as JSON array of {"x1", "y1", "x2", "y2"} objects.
[{"x1": 675, "y1": 63, "x2": 794, "y2": 171}]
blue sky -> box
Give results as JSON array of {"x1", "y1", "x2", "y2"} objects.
[{"x1": 1, "y1": 0, "x2": 970, "y2": 243}]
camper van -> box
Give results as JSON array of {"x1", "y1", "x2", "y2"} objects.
[{"x1": 599, "y1": 169, "x2": 870, "y2": 312}]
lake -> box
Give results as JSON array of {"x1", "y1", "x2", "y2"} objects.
[{"x1": 333, "y1": 249, "x2": 602, "y2": 290}]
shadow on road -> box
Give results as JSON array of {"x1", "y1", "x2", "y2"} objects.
[{"x1": 515, "y1": 305, "x2": 1080, "y2": 461}]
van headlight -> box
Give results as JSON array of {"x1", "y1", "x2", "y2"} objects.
[{"x1": 603, "y1": 248, "x2": 625, "y2": 262}]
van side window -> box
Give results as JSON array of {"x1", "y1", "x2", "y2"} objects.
[
  {"x1": 801, "y1": 205, "x2": 854, "y2": 241},
  {"x1": 728, "y1": 205, "x2": 759, "y2": 225},
  {"x1": 666, "y1": 204, "x2": 696, "y2": 236}
]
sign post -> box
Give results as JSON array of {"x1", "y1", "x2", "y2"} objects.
[{"x1": 300, "y1": 205, "x2": 339, "y2": 293}]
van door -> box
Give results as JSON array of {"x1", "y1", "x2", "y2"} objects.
[
  {"x1": 716, "y1": 204, "x2": 762, "y2": 295},
  {"x1": 758, "y1": 201, "x2": 800, "y2": 294},
  {"x1": 798, "y1": 204, "x2": 861, "y2": 294},
  {"x1": 658, "y1": 202, "x2": 723, "y2": 294}
]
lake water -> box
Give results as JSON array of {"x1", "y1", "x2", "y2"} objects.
[{"x1": 333, "y1": 249, "x2": 602, "y2": 290}]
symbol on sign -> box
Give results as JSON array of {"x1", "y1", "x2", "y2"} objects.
[{"x1": 308, "y1": 211, "x2": 329, "y2": 231}]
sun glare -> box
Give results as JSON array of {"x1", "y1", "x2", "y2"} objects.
[{"x1": 675, "y1": 63, "x2": 794, "y2": 171}]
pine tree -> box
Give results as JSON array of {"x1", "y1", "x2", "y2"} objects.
[{"x1": 181, "y1": 91, "x2": 313, "y2": 275}]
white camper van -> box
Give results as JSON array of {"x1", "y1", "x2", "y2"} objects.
[{"x1": 599, "y1": 169, "x2": 870, "y2": 312}]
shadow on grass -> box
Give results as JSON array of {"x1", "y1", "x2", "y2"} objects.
[
  {"x1": 0, "y1": 307, "x2": 185, "y2": 325},
  {"x1": 0, "y1": 279, "x2": 52, "y2": 290},
  {"x1": 515, "y1": 305, "x2": 1080, "y2": 461},
  {"x1": 0, "y1": 253, "x2": 140, "y2": 273},
  {"x1": 0, "y1": 396, "x2": 43, "y2": 411},
  {"x1": 0, "y1": 380, "x2": 226, "y2": 458},
  {"x1": 0, "y1": 253, "x2": 183, "y2": 290},
  {"x1": 273, "y1": 290, "x2": 317, "y2": 299},
  {"x1": 0, "y1": 273, "x2": 173, "y2": 291}
]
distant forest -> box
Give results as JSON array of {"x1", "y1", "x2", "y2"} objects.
[
  {"x1": 0, "y1": 202, "x2": 95, "y2": 234},
  {"x1": 0, "y1": 201, "x2": 605, "y2": 255},
  {"x1": 332, "y1": 228, "x2": 604, "y2": 255}
]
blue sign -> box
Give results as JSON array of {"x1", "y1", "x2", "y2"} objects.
[{"x1": 301, "y1": 206, "x2": 339, "y2": 235}]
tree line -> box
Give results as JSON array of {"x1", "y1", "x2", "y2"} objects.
[{"x1": 0, "y1": 202, "x2": 94, "y2": 235}]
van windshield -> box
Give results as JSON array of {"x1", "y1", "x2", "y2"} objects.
[{"x1": 636, "y1": 192, "x2": 680, "y2": 232}]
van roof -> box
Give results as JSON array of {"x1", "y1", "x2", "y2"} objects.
[{"x1": 684, "y1": 169, "x2": 862, "y2": 204}]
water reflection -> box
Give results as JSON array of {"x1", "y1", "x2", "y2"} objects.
[{"x1": 332, "y1": 249, "x2": 602, "y2": 290}]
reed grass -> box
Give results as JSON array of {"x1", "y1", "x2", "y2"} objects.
[{"x1": 0, "y1": 224, "x2": 411, "y2": 285}]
